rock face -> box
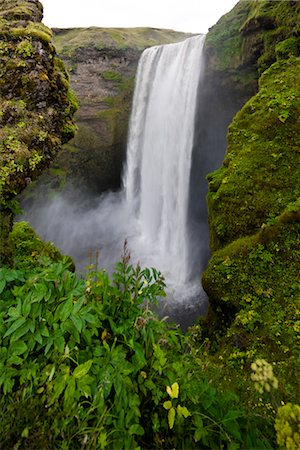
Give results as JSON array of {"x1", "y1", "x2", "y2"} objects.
[
  {"x1": 0, "y1": 0, "x2": 77, "y2": 264},
  {"x1": 201, "y1": 0, "x2": 300, "y2": 400},
  {"x1": 36, "y1": 27, "x2": 193, "y2": 195}
]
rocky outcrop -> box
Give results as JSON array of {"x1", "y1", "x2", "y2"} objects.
[
  {"x1": 34, "y1": 27, "x2": 193, "y2": 195},
  {"x1": 201, "y1": 0, "x2": 300, "y2": 402},
  {"x1": 0, "y1": 0, "x2": 77, "y2": 264}
]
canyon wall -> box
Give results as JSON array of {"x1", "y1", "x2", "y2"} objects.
[{"x1": 35, "y1": 27, "x2": 193, "y2": 195}]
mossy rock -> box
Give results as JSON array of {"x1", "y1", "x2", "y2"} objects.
[
  {"x1": 207, "y1": 57, "x2": 300, "y2": 251},
  {"x1": 9, "y1": 221, "x2": 74, "y2": 270},
  {"x1": 202, "y1": 206, "x2": 300, "y2": 404},
  {"x1": 202, "y1": 0, "x2": 300, "y2": 411},
  {"x1": 205, "y1": 0, "x2": 300, "y2": 90},
  {"x1": 0, "y1": 0, "x2": 77, "y2": 264}
]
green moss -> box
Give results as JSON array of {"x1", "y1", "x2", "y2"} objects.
[
  {"x1": 276, "y1": 37, "x2": 300, "y2": 60},
  {"x1": 9, "y1": 221, "x2": 74, "y2": 270},
  {"x1": 11, "y1": 22, "x2": 52, "y2": 44},
  {"x1": 102, "y1": 70, "x2": 123, "y2": 83},
  {"x1": 203, "y1": 1, "x2": 300, "y2": 413},
  {"x1": 207, "y1": 57, "x2": 300, "y2": 251},
  {"x1": 205, "y1": 0, "x2": 300, "y2": 89},
  {"x1": 205, "y1": 1, "x2": 252, "y2": 72},
  {"x1": 202, "y1": 207, "x2": 300, "y2": 405},
  {"x1": 0, "y1": 0, "x2": 77, "y2": 264}
]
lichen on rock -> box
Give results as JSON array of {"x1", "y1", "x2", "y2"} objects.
[{"x1": 0, "y1": 0, "x2": 77, "y2": 265}]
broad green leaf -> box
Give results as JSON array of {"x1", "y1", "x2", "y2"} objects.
[
  {"x1": 132, "y1": 342, "x2": 147, "y2": 368},
  {"x1": 59, "y1": 297, "x2": 73, "y2": 322},
  {"x1": 40, "y1": 323, "x2": 49, "y2": 337},
  {"x1": 21, "y1": 297, "x2": 31, "y2": 317},
  {"x1": 129, "y1": 424, "x2": 144, "y2": 436},
  {"x1": 3, "y1": 377, "x2": 15, "y2": 394},
  {"x1": 64, "y1": 377, "x2": 76, "y2": 409},
  {"x1": 168, "y1": 407, "x2": 176, "y2": 429},
  {"x1": 34, "y1": 332, "x2": 43, "y2": 345},
  {"x1": 54, "y1": 335, "x2": 65, "y2": 353},
  {"x1": 9, "y1": 341, "x2": 27, "y2": 356},
  {"x1": 44, "y1": 338, "x2": 53, "y2": 355},
  {"x1": 163, "y1": 401, "x2": 172, "y2": 410},
  {"x1": 10, "y1": 322, "x2": 31, "y2": 342},
  {"x1": 3, "y1": 317, "x2": 26, "y2": 338},
  {"x1": 167, "y1": 382, "x2": 179, "y2": 399},
  {"x1": 7, "y1": 355, "x2": 23, "y2": 365},
  {"x1": 7, "y1": 307, "x2": 21, "y2": 319},
  {"x1": 177, "y1": 405, "x2": 191, "y2": 418},
  {"x1": 77, "y1": 375, "x2": 94, "y2": 397},
  {"x1": 0, "y1": 279, "x2": 6, "y2": 294},
  {"x1": 49, "y1": 369, "x2": 70, "y2": 404},
  {"x1": 28, "y1": 319, "x2": 35, "y2": 333},
  {"x1": 73, "y1": 359, "x2": 93, "y2": 379},
  {"x1": 32, "y1": 283, "x2": 48, "y2": 303},
  {"x1": 70, "y1": 313, "x2": 83, "y2": 332},
  {"x1": 72, "y1": 295, "x2": 85, "y2": 314},
  {"x1": 99, "y1": 365, "x2": 113, "y2": 398}
]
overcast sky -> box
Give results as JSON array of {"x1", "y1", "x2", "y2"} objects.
[{"x1": 41, "y1": 0, "x2": 239, "y2": 34}]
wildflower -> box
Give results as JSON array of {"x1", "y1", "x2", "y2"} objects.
[{"x1": 251, "y1": 359, "x2": 278, "y2": 394}]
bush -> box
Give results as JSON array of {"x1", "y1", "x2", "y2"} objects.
[{"x1": 0, "y1": 244, "x2": 272, "y2": 449}]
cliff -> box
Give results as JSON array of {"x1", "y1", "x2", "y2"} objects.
[
  {"x1": 202, "y1": 0, "x2": 300, "y2": 405},
  {"x1": 31, "y1": 27, "x2": 193, "y2": 195},
  {"x1": 0, "y1": 0, "x2": 77, "y2": 264}
]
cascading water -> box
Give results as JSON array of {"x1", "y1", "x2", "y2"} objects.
[
  {"x1": 124, "y1": 35, "x2": 205, "y2": 296},
  {"x1": 21, "y1": 35, "x2": 208, "y2": 324}
]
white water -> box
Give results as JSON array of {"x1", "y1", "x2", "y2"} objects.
[
  {"x1": 22, "y1": 35, "x2": 207, "y2": 314},
  {"x1": 124, "y1": 35, "x2": 205, "y2": 290}
]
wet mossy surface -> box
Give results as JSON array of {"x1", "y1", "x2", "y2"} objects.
[
  {"x1": 205, "y1": 0, "x2": 300, "y2": 89},
  {"x1": 207, "y1": 57, "x2": 300, "y2": 251},
  {"x1": 0, "y1": 0, "x2": 77, "y2": 264},
  {"x1": 202, "y1": 208, "x2": 300, "y2": 405},
  {"x1": 202, "y1": 0, "x2": 300, "y2": 413}
]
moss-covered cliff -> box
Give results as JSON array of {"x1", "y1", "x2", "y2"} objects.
[
  {"x1": 28, "y1": 27, "x2": 193, "y2": 195},
  {"x1": 202, "y1": 0, "x2": 300, "y2": 406},
  {"x1": 0, "y1": 0, "x2": 77, "y2": 264}
]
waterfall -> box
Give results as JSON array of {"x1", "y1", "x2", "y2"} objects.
[
  {"x1": 124, "y1": 35, "x2": 205, "y2": 289},
  {"x1": 21, "y1": 35, "x2": 207, "y2": 315}
]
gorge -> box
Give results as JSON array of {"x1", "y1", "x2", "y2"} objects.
[
  {"x1": 1, "y1": 1, "x2": 300, "y2": 447},
  {"x1": 21, "y1": 35, "x2": 208, "y2": 325}
]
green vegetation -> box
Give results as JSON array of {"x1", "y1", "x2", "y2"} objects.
[
  {"x1": 207, "y1": 57, "x2": 300, "y2": 250},
  {"x1": 202, "y1": 208, "x2": 300, "y2": 402},
  {"x1": 205, "y1": 0, "x2": 300, "y2": 90},
  {"x1": 202, "y1": 3, "x2": 300, "y2": 448},
  {"x1": 53, "y1": 27, "x2": 193, "y2": 57},
  {"x1": 0, "y1": 1, "x2": 299, "y2": 448},
  {"x1": 0, "y1": 235, "x2": 278, "y2": 449},
  {"x1": 0, "y1": 0, "x2": 77, "y2": 264},
  {"x1": 102, "y1": 70, "x2": 123, "y2": 83}
]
